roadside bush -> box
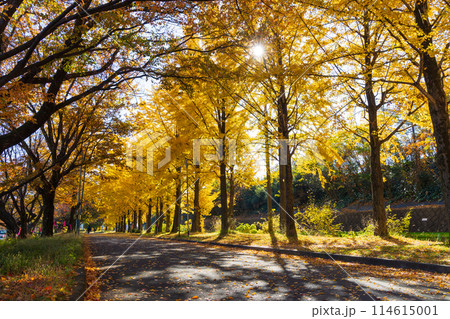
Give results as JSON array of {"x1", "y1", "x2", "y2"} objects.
[
  {"x1": 361, "y1": 208, "x2": 412, "y2": 235},
  {"x1": 295, "y1": 203, "x2": 341, "y2": 236},
  {"x1": 256, "y1": 212, "x2": 280, "y2": 234},
  {"x1": 210, "y1": 216, "x2": 221, "y2": 232},
  {"x1": 234, "y1": 212, "x2": 281, "y2": 234},
  {"x1": 209, "y1": 216, "x2": 238, "y2": 233},
  {"x1": 387, "y1": 209, "x2": 412, "y2": 235},
  {"x1": 229, "y1": 217, "x2": 237, "y2": 231},
  {"x1": 236, "y1": 223, "x2": 258, "y2": 234}
]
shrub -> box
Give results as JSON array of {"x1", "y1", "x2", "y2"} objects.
[
  {"x1": 210, "y1": 216, "x2": 221, "y2": 232},
  {"x1": 361, "y1": 208, "x2": 412, "y2": 235},
  {"x1": 236, "y1": 223, "x2": 258, "y2": 234},
  {"x1": 209, "y1": 216, "x2": 237, "y2": 232},
  {"x1": 387, "y1": 210, "x2": 412, "y2": 235},
  {"x1": 361, "y1": 223, "x2": 375, "y2": 236},
  {"x1": 256, "y1": 212, "x2": 280, "y2": 234},
  {"x1": 295, "y1": 203, "x2": 341, "y2": 236},
  {"x1": 229, "y1": 217, "x2": 237, "y2": 231}
]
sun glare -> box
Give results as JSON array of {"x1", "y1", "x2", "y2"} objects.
[{"x1": 252, "y1": 44, "x2": 265, "y2": 58}]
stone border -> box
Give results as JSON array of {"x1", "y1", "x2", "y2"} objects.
[{"x1": 154, "y1": 237, "x2": 450, "y2": 274}]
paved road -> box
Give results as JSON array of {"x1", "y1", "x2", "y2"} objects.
[{"x1": 88, "y1": 235, "x2": 450, "y2": 301}]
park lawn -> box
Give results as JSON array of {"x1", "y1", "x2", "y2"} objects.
[
  {"x1": 0, "y1": 234, "x2": 83, "y2": 300},
  {"x1": 407, "y1": 232, "x2": 449, "y2": 242},
  {"x1": 148, "y1": 231, "x2": 450, "y2": 266}
]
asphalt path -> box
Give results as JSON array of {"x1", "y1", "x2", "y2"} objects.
[{"x1": 87, "y1": 234, "x2": 450, "y2": 301}]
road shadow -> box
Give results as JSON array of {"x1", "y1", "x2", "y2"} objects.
[{"x1": 87, "y1": 235, "x2": 450, "y2": 301}]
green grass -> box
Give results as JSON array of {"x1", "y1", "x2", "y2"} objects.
[
  {"x1": 0, "y1": 234, "x2": 83, "y2": 300},
  {"x1": 405, "y1": 232, "x2": 449, "y2": 244},
  {"x1": 0, "y1": 234, "x2": 82, "y2": 276}
]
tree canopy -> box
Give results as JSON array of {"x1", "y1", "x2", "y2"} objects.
[{"x1": 0, "y1": 0, "x2": 449, "y2": 240}]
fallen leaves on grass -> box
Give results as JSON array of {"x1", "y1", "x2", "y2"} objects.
[
  {"x1": 153, "y1": 232, "x2": 450, "y2": 265},
  {"x1": 0, "y1": 234, "x2": 82, "y2": 301},
  {"x1": 0, "y1": 272, "x2": 72, "y2": 301}
]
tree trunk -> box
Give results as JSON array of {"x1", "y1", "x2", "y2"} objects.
[
  {"x1": 219, "y1": 105, "x2": 228, "y2": 236},
  {"x1": 154, "y1": 198, "x2": 160, "y2": 234},
  {"x1": 138, "y1": 208, "x2": 142, "y2": 232},
  {"x1": 265, "y1": 125, "x2": 274, "y2": 234},
  {"x1": 133, "y1": 210, "x2": 137, "y2": 231},
  {"x1": 279, "y1": 100, "x2": 296, "y2": 238},
  {"x1": 171, "y1": 176, "x2": 182, "y2": 233},
  {"x1": 29, "y1": 207, "x2": 43, "y2": 234},
  {"x1": 68, "y1": 206, "x2": 76, "y2": 233},
  {"x1": 146, "y1": 199, "x2": 152, "y2": 233},
  {"x1": 364, "y1": 14, "x2": 388, "y2": 237},
  {"x1": 41, "y1": 189, "x2": 56, "y2": 237},
  {"x1": 228, "y1": 166, "x2": 235, "y2": 229},
  {"x1": 276, "y1": 79, "x2": 287, "y2": 234},
  {"x1": 158, "y1": 198, "x2": 164, "y2": 233},
  {"x1": 411, "y1": 125, "x2": 422, "y2": 193},
  {"x1": 18, "y1": 214, "x2": 28, "y2": 238},
  {"x1": 367, "y1": 93, "x2": 388, "y2": 237},
  {"x1": 219, "y1": 159, "x2": 228, "y2": 236},
  {"x1": 191, "y1": 165, "x2": 201, "y2": 232},
  {"x1": 285, "y1": 149, "x2": 297, "y2": 240},
  {"x1": 274, "y1": 40, "x2": 297, "y2": 239},
  {"x1": 369, "y1": 138, "x2": 387, "y2": 236},
  {"x1": 67, "y1": 203, "x2": 80, "y2": 233},
  {"x1": 414, "y1": 0, "x2": 450, "y2": 238},
  {"x1": 165, "y1": 202, "x2": 171, "y2": 232},
  {"x1": 0, "y1": 199, "x2": 19, "y2": 236},
  {"x1": 279, "y1": 156, "x2": 286, "y2": 234}
]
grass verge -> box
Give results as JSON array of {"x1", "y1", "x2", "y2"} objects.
[
  {"x1": 0, "y1": 234, "x2": 83, "y2": 300},
  {"x1": 406, "y1": 232, "x2": 449, "y2": 243}
]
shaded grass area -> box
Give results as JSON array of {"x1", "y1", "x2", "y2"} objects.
[
  {"x1": 406, "y1": 232, "x2": 449, "y2": 244},
  {"x1": 0, "y1": 234, "x2": 83, "y2": 300},
  {"x1": 135, "y1": 231, "x2": 450, "y2": 266}
]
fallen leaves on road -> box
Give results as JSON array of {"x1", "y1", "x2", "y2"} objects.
[{"x1": 83, "y1": 238, "x2": 101, "y2": 301}]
